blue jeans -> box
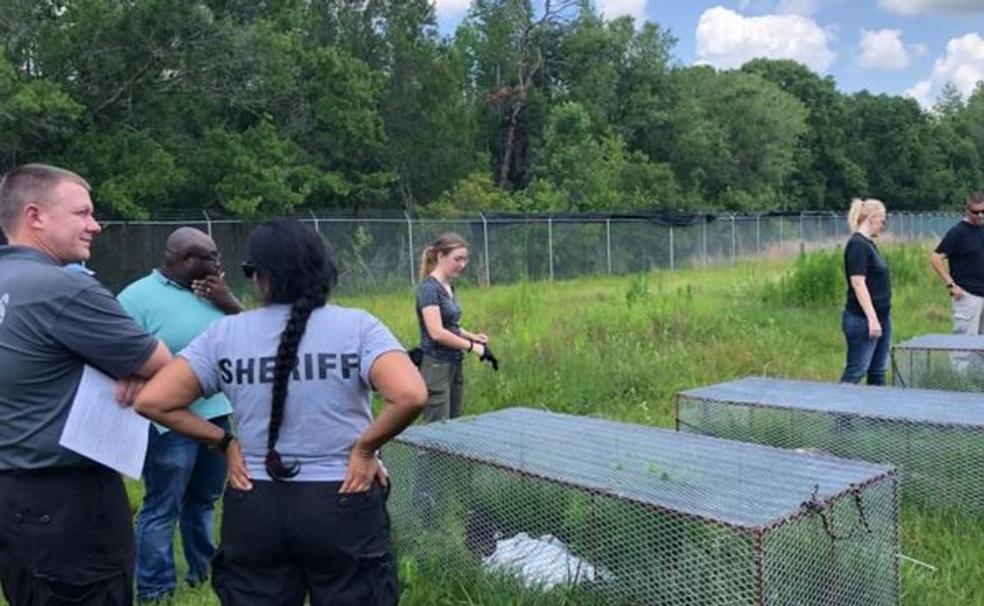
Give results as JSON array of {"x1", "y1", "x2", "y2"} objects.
[
  {"x1": 135, "y1": 415, "x2": 230, "y2": 602},
  {"x1": 840, "y1": 311, "x2": 892, "y2": 385}
]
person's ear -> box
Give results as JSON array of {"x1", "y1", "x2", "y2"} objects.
[{"x1": 21, "y1": 202, "x2": 44, "y2": 230}]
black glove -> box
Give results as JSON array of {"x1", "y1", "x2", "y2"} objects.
[
  {"x1": 408, "y1": 347, "x2": 423, "y2": 368},
  {"x1": 479, "y1": 343, "x2": 499, "y2": 371}
]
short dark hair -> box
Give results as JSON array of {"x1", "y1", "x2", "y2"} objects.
[
  {"x1": 0, "y1": 164, "x2": 91, "y2": 234},
  {"x1": 246, "y1": 219, "x2": 338, "y2": 479},
  {"x1": 968, "y1": 192, "x2": 984, "y2": 207}
]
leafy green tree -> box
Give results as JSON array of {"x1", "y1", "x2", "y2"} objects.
[
  {"x1": 0, "y1": 51, "x2": 81, "y2": 168},
  {"x1": 743, "y1": 59, "x2": 866, "y2": 210},
  {"x1": 844, "y1": 92, "x2": 951, "y2": 209},
  {"x1": 533, "y1": 101, "x2": 679, "y2": 211},
  {"x1": 660, "y1": 67, "x2": 808, "y2": 210}
]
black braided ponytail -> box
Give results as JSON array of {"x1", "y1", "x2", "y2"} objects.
[{"x1": 246, "y1": 219, "x2": 338, "y2": 480}]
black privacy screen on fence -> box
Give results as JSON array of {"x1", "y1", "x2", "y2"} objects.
[
  {"x1": 385, "y1": 408, "x2": 900, "y2": 606},
  {"x1": 892, "y1": 334, "x2": 984, "y2": 393},
  {"x1": 676, "y1": 376, "x2": 984, "y2": 512}
]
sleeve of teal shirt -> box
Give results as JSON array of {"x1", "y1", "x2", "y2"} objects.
[{"x1": 117, "y1": 284, "x2": 147, "y2": 328}]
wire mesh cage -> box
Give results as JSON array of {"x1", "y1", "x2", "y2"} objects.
[
  {"x1": 385, "y1": 408, "x2": 900, "y2": 605},
  {"x1": 677, "y1": 376, "x2": 984, "y2": 512},
  {"x1": 892, "y1": 334, "x2": 984, "y2": 392}
]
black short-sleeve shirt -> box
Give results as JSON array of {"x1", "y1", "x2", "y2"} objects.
[
  {"x1": 935, "y1": 221, "x2": 984, "y2": 296},
  {"x1": 0, "y1": 246, "x2": 158, "y2": 470},
  {"x1": 415, "y1": 276, "x2": 463, "y2": 362},
  {"x1": 844, "y1": 232, "x2": 891, "y2": 317}
]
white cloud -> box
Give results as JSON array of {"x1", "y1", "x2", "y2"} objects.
[
  {"x1": 432, "y1": 0, "x2": 470, "y2": 20},
  {"x1": 879, "y1": 0, "x2": 984, "y2": 15},
  {"x1": 695, "y1": 7, "x2": 837, "y2": 72},
  {"x1": 777, "y1": 0, "x2": 825, "y2": 16},
  {"x1": 597, "y1": 0, "x2": 647, "y2": 21},
  {"x1": 858, "y1": 29, "x2": 925, "y2": 70},
  {"x1": 905, "y1": 33, "x2": 984, "y2": 107}
]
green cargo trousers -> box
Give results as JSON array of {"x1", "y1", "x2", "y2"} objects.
[{"x1": 419, "y1": 354, "x2": 464, "y2": 423}]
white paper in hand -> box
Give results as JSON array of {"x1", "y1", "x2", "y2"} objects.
[{"x1": 59, "y1": 365, "x2": 149, "y2": 479}]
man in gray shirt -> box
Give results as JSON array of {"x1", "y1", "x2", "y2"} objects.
[{"x1": 0, "y1": 164, "x2": 171, "y2": 605}]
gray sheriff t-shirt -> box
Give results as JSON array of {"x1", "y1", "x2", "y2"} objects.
[
  {"x1": 0, "y1": 246, "x2": 158, "y2": 470},
  {"x1": 181, "y1": 304, "x2": 403, "y2": 482}
]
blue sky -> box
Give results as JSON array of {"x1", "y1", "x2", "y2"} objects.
[{"x1": 433, "y1": 0, "x2": 984, "y2": 107}]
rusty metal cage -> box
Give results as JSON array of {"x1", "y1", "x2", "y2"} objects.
[
  {"x1": 385, "y1": 408, "x2": 900, "y2": 605},
  {"x1": 677, "y1": 377, "x2": 984, "y2": 512},
  {"x1": 892, "y1": 334, "x2": 984, "y2": 392}
]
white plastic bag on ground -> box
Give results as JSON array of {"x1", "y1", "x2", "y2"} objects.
[{"x1": 481, "y1": 532, "x2": 610, "y2": 591}]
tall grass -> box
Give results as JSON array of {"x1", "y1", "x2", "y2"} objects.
[{"x1": 4, "y1": 244, "x2": 979, "y2": 606}]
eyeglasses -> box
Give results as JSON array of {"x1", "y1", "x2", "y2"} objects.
[
  {"x1": 970, "y1": 210, "x2": 984, "y2": 217},
  {"x1": 241, "y1": 261, "x2": 256, "y2": 279},
  {"x1": 188, "y1": 251, "x2": 221, "y2": 262}
]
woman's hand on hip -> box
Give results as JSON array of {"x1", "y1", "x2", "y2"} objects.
[
  {"x1": 340, "y1": 446, "x2": 381, "y2": 494},
  {"x1": 226, "y1": 440, "x2": 253, "y2": 491}
]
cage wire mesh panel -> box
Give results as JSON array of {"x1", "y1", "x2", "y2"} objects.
[
  {"x1": 385, "y1": 408, "x2": 899, "y2": 606},
  {"x1": 677, "y1": 376, "x2": 984, "y2": 512},
  {"x1": 892, "y1": 334, "x2": 984, "y2": 393}
]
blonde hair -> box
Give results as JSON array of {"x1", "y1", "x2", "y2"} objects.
[
  {"x1": 847, "y1": 198, "x2": 886, "y2": 232},
  {"x1": 0, "y1": 163, "x2": 91, "y2": 234},
  {"x1": 419, "y1": 232, "x2": 469, "y2": 280}
]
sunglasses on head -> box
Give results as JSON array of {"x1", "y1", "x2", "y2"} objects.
[{"x1": 241, "y1": 261, "x2": 257, "y2": 279}]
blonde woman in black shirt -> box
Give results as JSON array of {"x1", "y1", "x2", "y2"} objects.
[{"x1": 840, "y1": 198, "x2": 891, "y2": 384}]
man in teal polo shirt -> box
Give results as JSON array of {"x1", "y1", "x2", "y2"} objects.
[{"x1": 118, "y1": 227, "x2": 243, "y2": 602}]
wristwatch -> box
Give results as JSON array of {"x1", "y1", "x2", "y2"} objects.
[{"x1": 213, "y1": 430, "x2": 235, "y2": 453}]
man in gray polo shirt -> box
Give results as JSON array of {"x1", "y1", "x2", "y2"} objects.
[{"x1": 0, "y1": 164, "x2": 171, "y2": 606}]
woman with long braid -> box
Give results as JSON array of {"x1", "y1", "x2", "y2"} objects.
[{"x1": 136, "y1": 219, "x2": 426, "y2": 605}]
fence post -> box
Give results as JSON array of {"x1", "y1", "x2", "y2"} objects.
[
  {"x1": 669, "y1": 225, "x2": 675, "y2": 271},
  {"x1": 606, "y1": 218, "x2": 612, "y2": 274},
  {"x1": 480, "y1": 212, "x2": 491, "y2": 286},
  {"x1": 779, "y1": 215, "x2": 784, "y2": 248},
  {"x1": 702, "y1": 216, "x2": 708, "y2": 266},
  {"x1": 405, "y1": 211, "x2": 415, "y2": 287},
  {"x1": 731, "y1": 215, "x2": 737, "y2": 261},
  {"x1": 756, "y1": 214, "x2": 761, "y2": 255},
  {"x1": 309, "y1": 210, "x2": 320, "y2": 235},
  {"x1": 799, "y1": 212, "x2": 805, "y2": 249},
  {"x1": 548, "y1": 216, "x2": 554, "y2": 281},
  {"x1": 202, "y1": 210, "x2": 212, "y2": 238}
]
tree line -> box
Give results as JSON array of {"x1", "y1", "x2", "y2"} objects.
[{"x1": 1, "y1": 0, "x2": 982, "y2": 219}]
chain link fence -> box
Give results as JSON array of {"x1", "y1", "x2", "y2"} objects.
[
  {"x1": 892, "y1": 334, "x2": 984, "y2": 393},
  {"x1": 384, "y1": 407, "x2": 900, "y2": 606},
  {"x1": 676, "y1": 377, "x2": 984, "y2": 513},
  {"x1": 12, "y1": 210, "x2": 957, "y2": 295}
]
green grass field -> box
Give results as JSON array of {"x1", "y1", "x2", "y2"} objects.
[{"x1": 4, "y1": 244, "x2": 983, "y2": 605}]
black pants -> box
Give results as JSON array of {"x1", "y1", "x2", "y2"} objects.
[
  {"x1": 0, "y1": 466, "x2": 134, "y2": 606},
  {"x1": 212, "y1": 480, "x2": 398, "y2": 606}
]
